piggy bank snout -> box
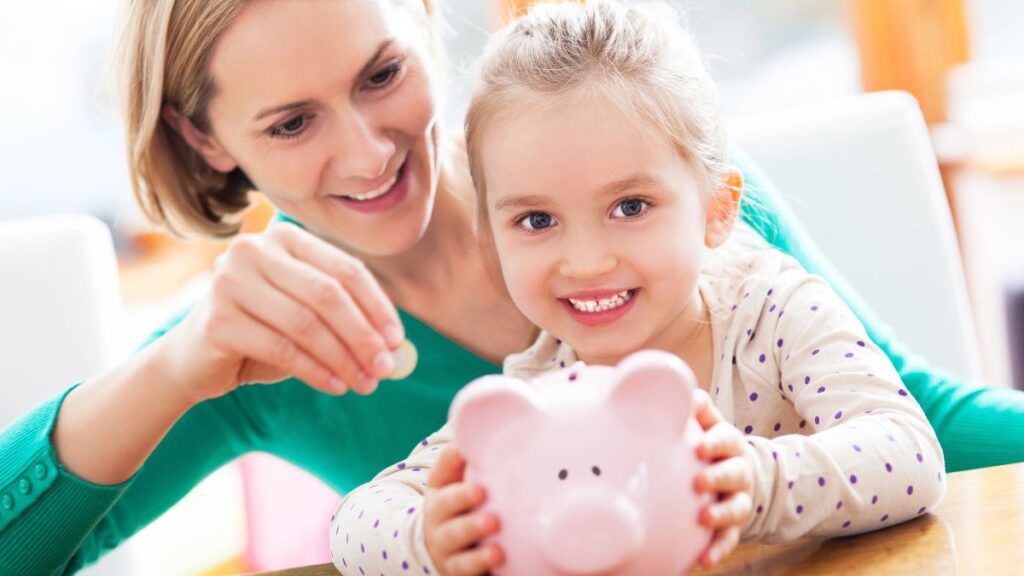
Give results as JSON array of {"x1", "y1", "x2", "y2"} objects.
[{"x1": 540, "y1": 490, "x2": 643, "y2": 574}]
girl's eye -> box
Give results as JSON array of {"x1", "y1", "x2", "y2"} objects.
[
  {"x1": 612, "y1": 198, "x2": 649, "y2": 218},
  {"x1": 518, "y1": 212, "x2": 556, "y2": 231},
  {"x1": 269, "y1": 114, "x2": 310, "y2": 139},
  {"x1": 367, "y1": 62, "x2": 402, "y2": 90}
]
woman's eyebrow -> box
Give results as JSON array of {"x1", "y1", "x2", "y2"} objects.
[{"x1": 251, "y1": 38, "x2": 396, "y2": 123}]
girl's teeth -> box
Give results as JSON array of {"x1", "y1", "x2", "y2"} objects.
[
  {"x1": 347, "y1": 173, "x2": 398, "y2": 201},
  {"x1": 568, "y1": 290, "x2": 633, "y2": 313}
]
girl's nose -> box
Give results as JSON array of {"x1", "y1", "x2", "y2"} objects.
[
  {"x1": 329, "y1": 110, "x2": 395, "y2": 181},
  {"x1": 558, "y1": 242, "x2": 618, "y2": 281}
]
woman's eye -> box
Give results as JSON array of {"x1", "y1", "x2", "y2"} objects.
[
  {"x1": 612, "y1": 198, "x2": 649, "y2": 218},
  {"x1": 368, "y1": 63, "x2": 401, "y2": 89},
  {"x1": 270, "y1": 115, "x2": 309, "y2": 139},
  {"x1": 518, "y1": 212, "x2": 555, "y2": 231}
]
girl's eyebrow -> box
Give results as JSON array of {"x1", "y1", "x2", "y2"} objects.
[
  {"x1": 251, "y1": 38, "x2": 396, "y2": 123},
  {"x1": 494, "y1": 194, "x2": 549, "y2": 212},
  {"x1": 596, "y1": 174, "x2": 663, "y2": 197}
]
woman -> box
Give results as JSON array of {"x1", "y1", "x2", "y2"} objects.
[{"x1": 0, "y1": 0, "x2": 1020, "y2": 573}]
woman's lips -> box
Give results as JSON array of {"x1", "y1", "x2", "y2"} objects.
[{"x1": 331, "y1": 158, "x2": 411, "y2": 214}]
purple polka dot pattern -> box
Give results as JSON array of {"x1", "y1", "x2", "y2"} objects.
[
  {"x1": 844, "y1": 352, "x2": 854, "y2": 358},
  {"x1": 907, "y1": 485, "x2": 914, "y2": 495},
  {"x1": 850, "y1": 474, "x2": 858, "y2": 484},
  {"x1": 885, "y1": 463, "x2": 893, "y2": 473},
  {"x1": 744, "y1": 425, "x2": 754, "y2": 434},
  {"x1": 834, "y1": 411, "x2": 843, "y2": 420},
  {"x1": 796, "y1": 505, "x2": 804, "y2": 514},
  {"x1": 871, "y1": 495, "x2": 878, "y2": 504},
  {"x1": 774, "y1": 422, "x2": 782, "y2": 432},
  {"x1": 749, "y1": 392, "x2": 759, "y2": 402},
  {"x1": 759, "y1": 353, "x2": 767, "y2": 364},
  {"x1": 812, "y1": 348, "x2": 821, "y2": 356},
  {"x1": 818, "y1": 477, "x2": 826, "y2": 487},
  {"x1": 777, "y1": 338, "x2": 785, "y2": 348},
  {"x1": 817, "y1": 386, "x2": 826, "y2": 394},
  {"x1": 843, "y1": 521, "x2": 852, "y2": 528}
]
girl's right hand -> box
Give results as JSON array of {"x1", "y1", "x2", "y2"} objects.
[
  {"x1": 163, "y1": 223, "x2": 405, "y2": 404},
  {"x1": 425, "y1": 447, "x2": 504, "y2": 576}
]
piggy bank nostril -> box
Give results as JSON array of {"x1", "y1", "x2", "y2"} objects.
[
  {"x1": 541, "y1": 493, "x2": 643, "y2": 574},
  {"x1": 592, "y1": 466, "x2": 601, "y2": 476},
  {"x1": 558, "y1": 469, "x2": 568, "y2": 480}
]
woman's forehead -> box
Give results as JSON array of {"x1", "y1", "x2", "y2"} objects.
[{"x1": 207, "y1": 0, "x2": 415, "y2": 113}]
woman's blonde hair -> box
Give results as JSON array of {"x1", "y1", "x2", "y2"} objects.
[
  {"x1": 466, "y1": 0, "x2": 730, "y2": 244},
  {"x1": 115, "y1": 0, "x2": 438, "y2": 237}
]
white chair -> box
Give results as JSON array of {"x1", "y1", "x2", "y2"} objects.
[
  {"x1": 0, "y1": 213, "x2": 140, "y2": 575},
  {"x1": 730, "y1": 90, "x2": 984, "y2": 382}
]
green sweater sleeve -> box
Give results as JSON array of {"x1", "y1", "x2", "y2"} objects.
[
  {"x1": 732, "y1": 148, "x2": 1024, "y2": 472},
  {"x1": 0, "y1": 306, "x2": 262, "y2": 575}
]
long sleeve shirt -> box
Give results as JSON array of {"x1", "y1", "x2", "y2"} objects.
[{"x1": 329, "y1": 245, "x2": 946, "y2": 574}]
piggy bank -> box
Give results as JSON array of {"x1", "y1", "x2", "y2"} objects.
[{"x1": 449, "y1": 350, "x2": 712, "y2": 576}]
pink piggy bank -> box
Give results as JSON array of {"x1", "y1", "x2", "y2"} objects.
[{"x1": 450, "y1": 350, "x2": 712, "y2": 576}]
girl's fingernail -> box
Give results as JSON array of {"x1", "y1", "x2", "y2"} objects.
[{"x1": 330, "y1": 377, "x2": 347, "y2": 394}]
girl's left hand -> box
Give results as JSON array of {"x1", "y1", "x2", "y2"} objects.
[{"x1": 692, "y1": 389, "x2": 754, "y2": 567}]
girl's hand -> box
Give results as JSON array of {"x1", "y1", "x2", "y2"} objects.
[
  {"x1": 425, "y1": 446, "x2": 504, "y2": 576},
  {"x1": 693, "y1": 390, "x2": 754, "y2": 567},
  {"x1": 163, "y1": 223, "x2": 405, "y2": 404}
]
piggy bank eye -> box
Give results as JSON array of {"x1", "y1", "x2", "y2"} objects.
[
  {"x1": 558, "y1": 469, "x2": 568, "y2": 480},
  {"x1": 591, "y1": 466, "x2": 602, "y2": 476}
]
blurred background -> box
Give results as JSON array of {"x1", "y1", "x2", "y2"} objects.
[{"x1": 1, "y1": 0, "x2": 1022, "y2": 574}]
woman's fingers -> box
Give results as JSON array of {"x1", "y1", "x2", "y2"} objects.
[
  {"x1": 445, "y1": 543, "x2": 505, "y2": 576},
  {"x1": 258, "y1": 245, "x2": 391, "y2": 386},
  {"x1": 226, "y1": 264, "x2": 369, "y2": 392},
  {"x1": 209, "y1": 302, "x2": 345, "y2": 394},
  {"x1": 278, "y1": 224, "x2": 405, "y2": 347}
]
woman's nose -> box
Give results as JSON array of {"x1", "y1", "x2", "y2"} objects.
[{"x1": 329, "y1": 110, "x2": 395, "y2": 180}]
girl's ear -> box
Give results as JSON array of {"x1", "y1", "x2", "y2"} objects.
[
  {"x1": 704, "y1": 168, "x2": 744, "y2": 249},
  {"x1": 161, "y1": 104, "x2": 238, "y2": 174}
]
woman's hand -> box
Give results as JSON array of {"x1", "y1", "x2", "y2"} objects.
[
  {"x1": 693, "y1": 389, "x2": 754, "y2": 567},
  {"x1": 424, "y1": 447, "x2": 504, "y2": 576},
  {"x1": 164, "y1": 223, "x2": 405, "y2": 403}
]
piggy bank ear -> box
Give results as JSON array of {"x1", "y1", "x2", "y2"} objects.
[
  {"x1": 609, "y1": 350, "x2": 697, "y2": 439},
  {"x1": 450, "y1": 375, "x2": 542, "y2": 466}
]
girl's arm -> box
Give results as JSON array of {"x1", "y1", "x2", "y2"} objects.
[
  {"x1": 737, "y1": 268, "x2": 945, "y2": 542},
  {"x1": 330, "y1": 426, "x2": 450, "y2": 575}
]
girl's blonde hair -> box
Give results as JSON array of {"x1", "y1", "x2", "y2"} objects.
[
  {"x1": 466, "y1": 0, "x2": 730, "y2": 243},
  {"x1": 115, "y1": 0, "x2": 438, "y2": 237}
]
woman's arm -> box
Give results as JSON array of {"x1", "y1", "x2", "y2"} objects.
[{"x1": 734, "y1": 148, "x2": 1024, "y2": 472}]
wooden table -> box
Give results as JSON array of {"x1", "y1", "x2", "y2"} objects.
[{"x1": 253, "y1": 462, "x2": 1024, "y2": 575}]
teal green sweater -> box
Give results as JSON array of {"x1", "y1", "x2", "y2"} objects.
[{"x1": 2, "y1": 152, "x2": 1023, "y2": 574}]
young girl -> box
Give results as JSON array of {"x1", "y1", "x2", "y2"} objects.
[{"x1": 328, "y1": 2, "x2": 945, "y2": 575}]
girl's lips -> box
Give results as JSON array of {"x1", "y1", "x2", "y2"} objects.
[
  {"x1": 561, "y1": 288, "x2": 640, "y2": 327},
  {"x1": 331, "y1": 158, "x2": 410, "y2": 214}
]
